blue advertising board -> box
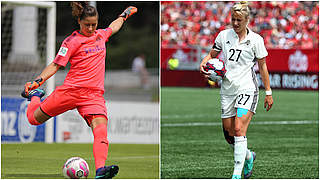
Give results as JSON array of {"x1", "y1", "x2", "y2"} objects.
[{"x1": 1, "y1": 97, "x2": 46, "y2": 142}]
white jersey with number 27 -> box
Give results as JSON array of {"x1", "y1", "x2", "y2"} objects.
[{"x1": 213, "y1": 28, "x2": 268, "y2": 95}]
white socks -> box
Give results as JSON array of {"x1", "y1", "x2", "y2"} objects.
[
  {"x1": 233, "y1": 136, "x2": 247, "y2": 176},
  {"x1": 230, "y1": 143, "x2": 251, "y2": 160},
  {"x1": 245, "y1": 148, "x2": 252, "y2": 160}
]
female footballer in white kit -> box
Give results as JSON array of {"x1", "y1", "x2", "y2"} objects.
[{"x1": 200, "y1": 2, "x2": 273, "y2": 179}]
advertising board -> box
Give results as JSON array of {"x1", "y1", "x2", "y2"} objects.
[{"x1": 1, "y1": 97, "x2": 46, "y2": 143}]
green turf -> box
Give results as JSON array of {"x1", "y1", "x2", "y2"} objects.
[
  {"x1": 1, "y1": 143, "x2": 159, "y2": 179},
  {"x1": 161, "y1": 87, "x2": 319, "y2": 179}
]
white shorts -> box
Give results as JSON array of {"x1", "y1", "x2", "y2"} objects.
[{"x1": 220, "y1": 90, "x2": 259, "y2": 118}]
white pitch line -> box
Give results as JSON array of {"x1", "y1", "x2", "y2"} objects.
[
  {"x1": 162, "y1": 113, "x2": 318, "y2": 120},
  {"x1": 110, "y1": 155, "x2": 159, "y2": 160},
  {"x1": 161, "y1": 114, "x2": 212, "y2": 119},
  {"x1": 162, "y1": 120, "x2": 318, "y2": 127}
]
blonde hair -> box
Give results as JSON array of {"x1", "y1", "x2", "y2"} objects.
[{"x1": 231, "y1": 1, "x2": 250, "y2": 19}]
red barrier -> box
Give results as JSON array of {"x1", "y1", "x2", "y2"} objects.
[
  {"x1": 161, "y1": 70, "x2": 319, "y2": 90},
  {"x1": 256, "y1": 72, "x2": 318, "y2": 90},
  {"x1": 161, "y1": 69, "x2": 207, "y2": 87},
  {"x1": 161, "y1": 48, "x2": 319, "y2": 73},
  {"x1": 265, "y1": 49, "x2": 319, "y2": 73},
  {"x1": 161, "y1": 47, "x2": 319, "y2": 90}
]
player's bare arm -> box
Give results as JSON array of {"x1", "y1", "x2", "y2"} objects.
[
  {"x1": 38, "y1": 62, "x2": 61, "y2": 82},
  {"x1": 109, "y1": 6, "x2": 137, "y2": 36},
  {"x1": 200, "y1": 49, "x2": 220, "y2": 75},
  {"x1": 23, "y1": 62, "x2": 60, "y2": 94},
  {"x1": 258, "y1": 57, "x2": 273, "y2": 111},
  {"x1": 109, "y1": 17, "x2": 125, "y2": 36}
]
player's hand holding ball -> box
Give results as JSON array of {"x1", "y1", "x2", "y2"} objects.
[
  {"x1": 119, "y1": 6, "x2": 137, "y2": 21},
  {"x1": 202, "y1": 58, "x2": 226, "y2": 82},
  {"x1": 200, "y1": 60, "x2": 210, "y2": 75}
]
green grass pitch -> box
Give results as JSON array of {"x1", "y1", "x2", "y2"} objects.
[
  {"x1": 161, "y1": 87, "x2": 319, "y2": 179},
  {"x1": 2, "y1": 143, "x2": 159, "y2": 179}
]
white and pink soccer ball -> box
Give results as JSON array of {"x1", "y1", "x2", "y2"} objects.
[{"x1": 62, "y1": 157, "x2": 89, "y2": 179}]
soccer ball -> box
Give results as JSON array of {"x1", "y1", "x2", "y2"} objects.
[
  {"x1": 62, "y1": 157, "x2": 89, "y2": 179},
  {"x1": 203, "y1": 58, "x2": 226, "y2": 81}
]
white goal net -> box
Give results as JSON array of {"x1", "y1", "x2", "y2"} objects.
[
  {"x1": 1, "y1": 1, "x2": 56, "y2": 98},
  {"x1": 1, "y1": 1, "x2": 56, "y2": 143}
]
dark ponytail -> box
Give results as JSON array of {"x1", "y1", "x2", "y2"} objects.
[{"x1": 70, "y1": 1, "x2": 98, "y2": 20}]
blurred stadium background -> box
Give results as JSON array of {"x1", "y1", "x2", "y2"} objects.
[
  {"x1": 161, "y1": 1, "x2": 318, "y2": 89},
  {"x1": 160, "y1": 1, "x2": 319, "y2": 179},
  {"x1": 1, "y1": 1, "x2": 159, "y2": 178}
]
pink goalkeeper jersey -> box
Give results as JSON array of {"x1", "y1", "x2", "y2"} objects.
[{"x1": 53, "y1": 28, "x2": 112, "y2": 92}]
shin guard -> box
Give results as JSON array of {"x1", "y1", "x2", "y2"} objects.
[
  {"x1": 93, "y1": 123, "x2": 109, "y2": 170},
  {"x1": 27, "y1": 97, "x2": 41, "y2": 125},
  {"x1": 233, "y1": 136, "x2": 247, "y2": 176}
]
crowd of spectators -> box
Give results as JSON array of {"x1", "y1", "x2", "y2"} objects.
[{"x1": 161, "y1": 1, "x2": 319, "y2": 49}]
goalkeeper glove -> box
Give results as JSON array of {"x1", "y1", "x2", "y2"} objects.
[
  {"x1": 119, "y1": 6, "x2": 137, "y2": 21},
  {"x1": 23, "y1": 78, "x2": 44, "y2": 96}
]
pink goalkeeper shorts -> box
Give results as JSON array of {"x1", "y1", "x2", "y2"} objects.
[{"x1": 40, "y1": 85, "x2": 108, "y2": 123}]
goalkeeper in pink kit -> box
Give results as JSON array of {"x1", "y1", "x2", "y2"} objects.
[{"x1": 21, "y1": 2, "x2": 137, "y2": 179}]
